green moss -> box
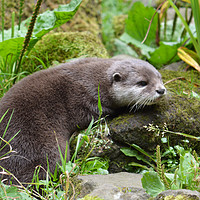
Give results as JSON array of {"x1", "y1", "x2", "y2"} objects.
[
  {"x1": 159, "y1": 70, "x2": 200, "y2": 139},
  {"x1": 24, "y1": 31, "x2": 109, "y2": 71},
  {"x1": 160, "y1": 70, "x2": 200, "y2": 96},
  {"x1": 80, "y1": 195, "x2": 104, "y2": 200},
  {"x1": 113, "y1": 14, "x2": 128, "y2": 38},
  {"x1": 156, "y1": 194, "x2": 199, "y2": 200}
]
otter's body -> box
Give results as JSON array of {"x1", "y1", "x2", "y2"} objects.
[{"x1": 0, "y1": 58, "x2": 166, "y2": 182}]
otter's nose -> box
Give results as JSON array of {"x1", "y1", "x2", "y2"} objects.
[{"x1": 156, "y1": 89, "x2": 166, "y2": 95}]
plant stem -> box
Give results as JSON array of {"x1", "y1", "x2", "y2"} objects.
[
  {"x1": 156, "y1": 145, "x2": 162, "y2": 180},
  {"x1": 14, "y1": 0, "x2": 43, "y2": 84},
  {"x1": 1, "y1": 0, "x2": 5, "y2": 41},
  {"x1": 11, "y1": 12, "x2": 15, "y2": 38},
  {"x1": 18, "y1": 0, "x2": 25, "y2": 31},
  {"x1": 161, "y1": 165, "x2": 170, "y2": 189}
]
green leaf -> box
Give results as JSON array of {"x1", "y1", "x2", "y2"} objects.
[
  {"x1": 0, "y1": 0, "x2": 82, "y2": 63},
  {"x1": 0, "y1": 37, "x2": 24, "y2": 63},
  {"x1": 33, "y1": 1, "x2": 82, "y2": 38},
  {"x1": 120, "y1": 147, "x2": 154, "y2": 168},
  {"x1": 178, "y1": 151, "x2": 199, "y2": 186},
  {"x1": 128, "y1": 162, "x2": 151, "y2": 170},
  {"x1": 119, "y1": 2, "x2": 196, "y2": 67},
  {"x1": 148, "y1": 42, "x2": 181, "y2": 68},
  {"x1": 0, "y1": 183, "x2": 36, "y2": 200},
  {"x1": 125, "y1": 2, "x2": 158, "y2": 46},
  {"x1": 120, "y1": 32, "x2": 155, "y2": 58},
  {"x1": 142, "y1": 171, "x2": 165, "y2": 197},
  {"x1": 130, "y1": 144, "x2": 156, "y2": 163},
  {"x1": 82, "y1": 158, "x2": 109, "y2": 175},
  {"x1": 114, "y1": 39, "x2": 138, "y2": 57}
]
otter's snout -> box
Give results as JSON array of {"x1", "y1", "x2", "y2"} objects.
[{"x1": 156, "y1": 88, "x2": 166, "y2": 95}]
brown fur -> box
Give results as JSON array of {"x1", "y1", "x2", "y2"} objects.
[{"x1": 0, "y1": 58, "x2": 166, "y2": 183}]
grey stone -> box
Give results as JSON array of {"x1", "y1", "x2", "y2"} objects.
[
  {"x1": 163, "y1": 61, "x2": 186, "y2": 71},
  {"x1": 78, "y1": 172, "x2": 151, "y2": 200}
]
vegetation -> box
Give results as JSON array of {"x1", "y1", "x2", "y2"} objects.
[
  {"x1": 0, "y1": 0, "x2": 200, "y2": 199},
  {"x1": 121, "y1": 124, "x2": 200, "y2": 197},
  {"x1": 0, "y1": 0, "x2": 82, "y2": 97}
]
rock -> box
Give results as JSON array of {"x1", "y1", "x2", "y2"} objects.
[
  {"x1": 154, "y1": 189, "x2": 200, "y2": 200},
  {"x1": 77, "y1": 172, "x2": 151, "y2": 200},
  {"x1": 109, "y1": 95, "x2": 200, "y2": 148},
  {"x1": 23, "y1": 31, "x2": 109, "y2": 71},
  {"x1": 76, "y1": 173, "x2": 200, "y2": 200},
  {"x1": 163, "y1": 61, "x2": 186, "y2": 71},
  {"x1": 106, "y1": 93, "x2": 200, "y2": 171}
]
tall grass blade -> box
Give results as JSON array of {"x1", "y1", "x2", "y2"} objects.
[
  {"x1": 98, "y1": 85, "x2": 102, "y2": 118},
  {"x1": 168, "y1": 0, "x2": 200, "y2": 56},
  {"x1": 190, "y1": 0, "x2": 200, "y2": 45},
  {"x1": 71, "y1": 118, "x2": 94, "y2": 162},
  {"x1": 130, "y1": 143, "x2": 156, "y2": 163},
  {"x1": 1, "y1": 0, "x2": 5, "y2": 41},
  {"x1": 0, "y1": 110, "x2": 14, "y2": 146},
  {"x1": 11, "y1": 12, "x2": 15, "y2": 38}
]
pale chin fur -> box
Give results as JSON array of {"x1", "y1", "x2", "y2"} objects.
[{"x1": 112, "y1": 85, "x2": 166, "y2": 111}]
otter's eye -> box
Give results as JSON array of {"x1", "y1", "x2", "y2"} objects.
[
  {"x1": 113, "y1": 73, "x2": 121, "y2": 82},
  {"x1": 137, "y1": 81, "x2": 147, "y2": 87}
]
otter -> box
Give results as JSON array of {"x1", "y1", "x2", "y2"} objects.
[{"x1": 0, "y1": 58, "x2": 166, "y2": 183}]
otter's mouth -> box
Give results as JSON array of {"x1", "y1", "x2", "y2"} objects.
[{"x1": 155, "y1": 96, "x2": 164, "y2": 102}]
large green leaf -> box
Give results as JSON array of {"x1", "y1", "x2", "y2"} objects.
[
  {"x1": 142, "y1": 171, "x2": 165, "y2": 197},
  {"x1": 125, "y1": 2, "x2": 158, "y2": 47},
  {"x1": 0, "y1": 0, "x2": 82, "y2": 63}
]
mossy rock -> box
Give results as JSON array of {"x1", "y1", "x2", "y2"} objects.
[
  {"x1": 23, "y1": 31, "x2": 109, "y2": 72},
  {"x1": 80, "y1": 195, "x2": 104, "y2": 200},
  {"x1": 153, "y1": 189, "x2": 200, "y2": 200},
  {"x1": 108, "y1": 70, "x2": 200, "y2": 149},
  {"x1": 113, "y1": 14, "x2": 128, "y2": 38},
  {"x1": 160, "y1": 69, "x2": 200, "y2": 95}
]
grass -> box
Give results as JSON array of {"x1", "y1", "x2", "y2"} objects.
[{"x1": 0, "y1": 111, "x2": 109, "y2": 199}]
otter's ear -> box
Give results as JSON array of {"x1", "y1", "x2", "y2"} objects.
[{"x1": 113, "y1": 73, "x2": 121, "y2": 82}]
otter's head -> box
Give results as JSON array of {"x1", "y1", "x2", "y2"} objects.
[{"x1": 107, "y1": 59, "x2": 166, "y2": 110}]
